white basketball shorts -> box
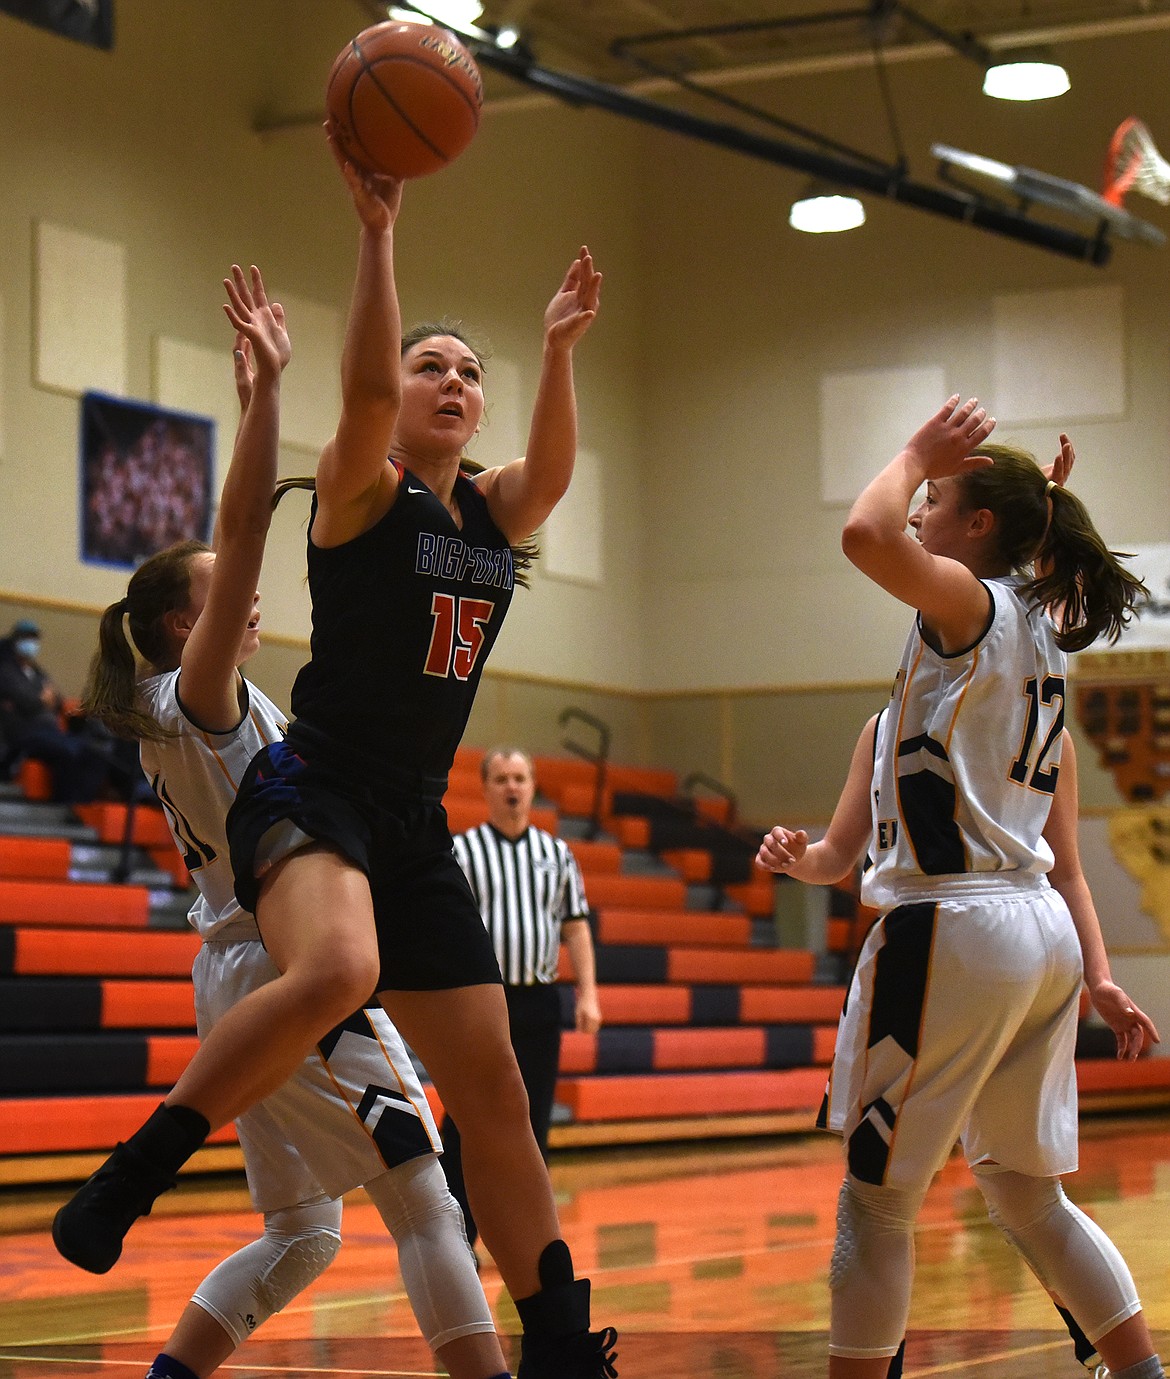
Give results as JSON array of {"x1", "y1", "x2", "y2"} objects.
[
  {"x1": 193, "y1": 938, "x2": 441, "y2": 1213},
  {"x1": 821, "y1": 874, "x2": 1082, "y2": 1190}
]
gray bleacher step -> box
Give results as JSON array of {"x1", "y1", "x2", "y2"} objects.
[
  {"x1": 751, "y1": 917, "x2": 780, "y2": 948},
  {"x1": 557, "y1": 815, "x2": 616, "y2": 843},
  {"x1": 149, "y1": 888, "x2": 199, "y2": 929},
  {"x1": 68, "y1": 842, "x2": 175, "y2": 889},
  {"x1": 686, "y1": 881, "x2": 743, "y2": 912},
  {"x1": 619, "y1": 849, "x2": 677, "y2": 878},
  {"x1": 0, "y1": 801, "x2": 98, "y2": 842}
]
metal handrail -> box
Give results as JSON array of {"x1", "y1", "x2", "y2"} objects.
[
  {"x1": 558, "y1": 707, "x2": 611, "y2": 840},
  {"x1": 681, "y1": 770, "x2": 739, "y2": 828}
]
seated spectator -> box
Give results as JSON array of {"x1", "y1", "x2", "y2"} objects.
[{"x1": 0, "y1": 618, "x2": 112, "y2": 803}]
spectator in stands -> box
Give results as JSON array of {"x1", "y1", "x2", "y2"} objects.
[
  {"x1": 442, "y1": 746, "x2": 602, "y2": 1248},
  {"x1": 0, "y1": 618, "x2": 111, "y2": 803}
]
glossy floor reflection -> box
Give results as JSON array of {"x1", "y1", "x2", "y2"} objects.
[{"x1": 2, "y1": 1114, "x2": 1168, "y2": 1378}]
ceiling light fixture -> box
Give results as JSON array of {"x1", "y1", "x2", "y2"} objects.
[
  {"x1": 386, "y1": 1, "x2": 483, "y2": 27},
  {"x1": 494, "y1": 24, "x2": 521, "y2": 49},
  {"x1": 982, "y1": 48, "x2": 1070, "y2": 101},
  {"x1": 789, "y1": 186, "x2": 866, "y2": 233}
]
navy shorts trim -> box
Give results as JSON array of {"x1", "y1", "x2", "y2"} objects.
[{"x1": 226, "y1": 737, "x2": 502, "y2": 992}]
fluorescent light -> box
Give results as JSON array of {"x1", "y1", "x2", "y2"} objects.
[
  {"x1": 495, "y1": 25, "x2": 521, "y2": 48},
  {"x1": 789, "y1": 191, "x2": 866, "y2": 233},
  {"x1": 983, "y1": 54, "x2": 1069, "y2": 101},
  {"x1": 386, "y1": 1, "x2": 483, "y2": 25}
]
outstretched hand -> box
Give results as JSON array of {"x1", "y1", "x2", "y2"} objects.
[
  {"x1": 904, "y1": 395, "x2": 996, "y2": 481},
  {"x1": 544, "y1": 246, "x2": 602, "y2": 351},
  {"x1": 757, "y1": 825, "x2": 810, "y2": 874},
  {"x1": 223, "y1": 265, "x2": 291, "y2": 408},
  {"x1": 325, "y1": 125, "x2": 404, "y2": 232},
  {"x1": 1042, "y1": 432, "x2": 1076, "y2": 488},
  {"x1": 1091, "y1": 981, "x2": 1160, "y2": 1061}
]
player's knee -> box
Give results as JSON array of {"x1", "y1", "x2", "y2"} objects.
[
  {"x1": 192, "y1": 1201, "x2": 342, "y2": 1343},
  {"x1": 255, "y1": 1223, "x2": 341, "y2": 1317},
  {"x1": 829, "y1": 1176, "x2": 921, "y2": 1292},
  {"x1": 973, "y1": 1164, "x2": 1060, "y2": 1234}
]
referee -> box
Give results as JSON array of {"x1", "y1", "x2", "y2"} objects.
[{"x1": 442, "y1": 745, "x2": 602, "y2": 1248}]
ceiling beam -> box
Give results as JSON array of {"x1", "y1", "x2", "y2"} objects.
[{"x1": 464, "y1": 39, "x2": 1112, "y2": 264}]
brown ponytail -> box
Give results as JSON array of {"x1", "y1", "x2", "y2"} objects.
[
  {"x1": 82, "y1": 539, "x2": 209, "y2": 741},
  {"x1": 1028, "y1": 485, "x2": 1147, "y2": 651},
  {"x1": 959, "y1": 446, "x2": 1147, "y2": 651}
]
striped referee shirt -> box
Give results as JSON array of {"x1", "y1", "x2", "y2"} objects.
[{"x1": 453, "y1": 824, "x2": 589, "y2": 986}]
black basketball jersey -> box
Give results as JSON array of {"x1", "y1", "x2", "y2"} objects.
[{"x1": 290, "y1": 463, "x2": 515, "y2": 776}]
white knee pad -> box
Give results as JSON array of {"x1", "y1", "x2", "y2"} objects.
[
  {"x1": 973, "y1": 1166, "x2": 1141, "y2": 1344},
  {"x1": 192, "y1": 1197, "x2": 343, "y2": 1346},
  {"x1": 829, "y1": 1175, "x2": 927, "y2": 1359},
  {"x1": 365, "y1": 1155, "x2": 495, "y2": 1352}
]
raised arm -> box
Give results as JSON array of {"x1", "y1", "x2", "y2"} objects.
[
  {"x1": 757, "y1": 715, "x2": 878, "y2": 887},
  {"x1": 477, "y1": 247, "x2": 602, "y2": 543},
  {"x1": 179, "y1": 266, "x2": 290, "y2": 732},
  {"x1": 1044, "y1": 731, "x2": 1160, "y2": 1060},
  {"x1": 841, "y1": 396, "x2": 996, "y2": 651},
  {"x1": 312, "y1": 137, "x2": 406, "y2": 547}
]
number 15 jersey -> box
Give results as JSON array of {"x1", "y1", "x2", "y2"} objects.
[{"x1": 862, "y1": 577, "x2": 1066, "y2": 913}]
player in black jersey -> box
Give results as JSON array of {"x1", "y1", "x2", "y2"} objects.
[{"x1": 53, "y1": 130, "x2": 612, "y2": 1379}]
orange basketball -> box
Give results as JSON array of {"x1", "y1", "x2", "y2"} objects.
[{"x1": 325, "y1": 21, "x2": 483, "y2": 180}]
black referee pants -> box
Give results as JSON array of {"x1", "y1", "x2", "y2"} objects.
[{"x1": 440, "y1": 980, "x2": 563, "y2": 1248}]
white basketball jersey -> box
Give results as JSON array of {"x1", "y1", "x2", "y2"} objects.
[
  {"x1": 138, "y1": 671, "x2": 287, "y2": 940},
  {"x1": 862, "y1": 578, "x2": 1066, "y2": 912}
]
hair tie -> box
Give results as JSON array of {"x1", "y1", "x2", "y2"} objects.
[{"x1": 1045, "y1": 479, "x2": 1057, "y2": 495}]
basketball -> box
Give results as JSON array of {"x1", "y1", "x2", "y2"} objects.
[{"x1": 325, "y1": 21, "x2": 483, "y2": 180}]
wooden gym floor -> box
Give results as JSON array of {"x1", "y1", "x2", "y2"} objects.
[{"x1": 1, "y1": 1114, "x2": 1167, "y2": 1379}]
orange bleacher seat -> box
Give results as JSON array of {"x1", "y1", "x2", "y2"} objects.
[
  {"x1": 582, "y1": 873, "x2": 688, "y2": 910},
  {"x1": 652, "y1": 1027, "x2": 767, "y2": 1070},
  {"x1": 659, "y1": 848, "x2": 712, "y2": 883},
  {"x1": 739, "y1": 986, "x2": 846, "y2": 1024},
  {"x1": 0, "y1": 837, "x2": 71, "y2": 880},
  {"x1": 666, "y1": 948, "x2": 814, "y2": 985},
  {"x1": 453, "y1": 744, "x2": 485, "y2": 770},
  {"x1": 145, "y1": 1034, "x2": 201, "y2": 1085},
  {"x1": 1076, "y1": 1058, "x2": 1170, "y2": 1094},
  {"x1": 0, "y1": 879, "x2": 150, "y2": 927},
  {"x1": 17, "y1": 759, "x2": 53, "y2": 801},
  {"x1": 8, "y1": 926, "x2": 200, "y2": 977},
  {"x1": 0, "y1": 1093, "x2": 236, "y2": 1155},
  {"x1": 596, "y1": 985, "x2": 693, "y2": 1025},
  {"x1": 611, "y1": 816, "x2": 651, "y2": 849},
  {"x1": 722, "y1": 874, "x2": 776, "y2": 917},
  {"x1": 566, "y1": 839, "x2": 622, "y2": 875},
  {"x1": 101, "y1": 979, "x2": 195, "y2": 1028},
  {"x1": 73, "y1": 803, "x2": 172, "y2": 847},
  {"x1": 556, "y1": 1065, "x2": 827, "y2": 1122},
  {"x1": 594, "y1": 909, "x2": 752, "y2": 948}
]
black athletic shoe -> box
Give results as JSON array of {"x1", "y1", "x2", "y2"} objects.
[
  {"x1": 517, "y1": 1324, "x2": 619, "y2": 1379},
  {"x1": 52, "y1": 1141, "x2": 176, "y2": 1273}
]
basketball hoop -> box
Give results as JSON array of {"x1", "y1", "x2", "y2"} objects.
[{"x1": 1103, "y1": 117, "x2": 1170, "y2": 207}]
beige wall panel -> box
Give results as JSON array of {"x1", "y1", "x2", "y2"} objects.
[
  {"x1": 35, "y1": 221, "x2": 126, "y2": 397},
  {"x1": 993, "y1": 284, "x2": 1125, "y2": 424},
  {"x1": 544, "y1": 446, "x2": 603, "y2": 585},
  {"x1": 820, "y1": 365, "x2": 946, "y2": 505},
  {"x1": 274, "y1": 291, "x2": 342, "y2": 454}
]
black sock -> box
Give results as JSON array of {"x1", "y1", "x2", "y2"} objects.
[
  {"x1": 144, "y1": 1353, "x2": 200, "y2": 1379},
  {"x1": 125, "y1": 1103, "x2": 210, "y2": 1178}
]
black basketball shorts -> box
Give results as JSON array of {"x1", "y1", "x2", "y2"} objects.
[{"x1": 226, "y1": 736, "x2": 502, "y2": 992}]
